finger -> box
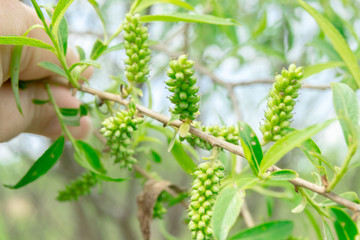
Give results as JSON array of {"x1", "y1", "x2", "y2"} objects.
[
  {"x1": 0, "y1": 81, "x2": 91, "y2": 142},
  {"x1": 0, "y1": 2, "x2": 90, "y2": 84}
]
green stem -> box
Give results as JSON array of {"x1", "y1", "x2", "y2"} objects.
[
  {"x1": 44, "y1": 27, "x2": 79, "y2": 88},
  {"x1": 105, "y1": 23, "x2": 124, "y2": 45},
  {"x1": 310, "y1": 152, "x2": 336, "y2": 172},
  {"x1": 299, "y1": 188, "x2": 330, "y2": 219},
  {"x1": 23, "y1": 24, "x2": 45, "y2": 37},
  {"x1": 304, "y1": 208, "x2": 323, "y2": 240},
  {"x1": 68, "y1": 23, "x2": 124, "y2": 79},
  {"x1": 326, "y1": 144, "x2": 357, "y2": 191},
  {"x1": 129, "y1": 0, "x2": 141, "y2": 14},
  {"x1": 231, "y1": 153, "x2": 237, "y2": 177},
  {"x1": 202, "y1": 147, "x2": 219, "y2": 165},
  {"x1": 45, "y1": 83, "x2": 76, "y2": 145}
]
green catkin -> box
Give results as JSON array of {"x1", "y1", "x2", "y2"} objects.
[
  {"x1": 123, "y1": 13, "x2": 151, "y2": 91},
  {"x1": 188, "y1": 160, "x2": 225, "y2": 240},
  {"x1": 180, "y1": 121, "x2": 239, "y2": 150},
  {"x1": 153, "y1": 192, "x2": 169, "y2": 219},
  {"x1": 166, "y1": 54, "x2": 200, "y2": 122},
  {"x1": 57, "y1": 172, "x2": 98, "y2": 201},
  {"x1": 260, "y1": 64, "x2": 304, "y2": 142},
  {"x1": 100, "y1": 103, "x2": 144, "y2": 170}
]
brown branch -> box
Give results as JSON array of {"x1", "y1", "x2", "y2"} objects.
[
  {"x1": 269, "y1": 166, "x2": 360, "y2": 212},
  {"x1": 47, "y1": 78, "x2": 360, "y2": 213}
]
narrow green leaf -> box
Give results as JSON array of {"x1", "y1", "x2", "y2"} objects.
[
  {"x1": 87, "y1": 0, "x2": 107, "y2": 36},
  {"x1": 30, "y1": 0, "x2": 47, "y2": 26},
  {"x1": 269, "y1": 169, "x2": 298, "y2": 181},
  {"x1": 303, "y1": 61, "x2": 345, "y2": 79},
  {"x1": 40, "y1": 3, "x2": 55, "y2": 18},
  {"x1": 95, "y1": 174, "x2": 129, "y2": 182},
  {"x1": 150, "y1": 150, "x2": 162, "y2": 163},
  {"x1": 141, "y1": 13, "x2": 240, "y2": 25},
  {"x1": 60, "y1": 108, "x2": 80, "y2": 126},
  {"x1": 238, "y1": 122, "x2": 263, "y2": 176},
  {"x1": 308, "y1": 39, "x2": 341, "y2": 62},
  {"x1": 32, "y1": 99, "x2": 49, "y2": 105},
  {"x1": 323, "y1": 220, "x2": 335, "y2": 240},
  {"x1": 75, "y1": 141, "x2": 106, "y2": 174},
  {"x1": 69, "y1": 60, "x2": 101, "y2": 72},
  {"x1": 297, "y1": 0, "x2": 360, "y2": 88},
  {"x1": 51, "y1": 0, "x2": 75, "y2": 35},
  {"x1": 299, "y1": 138, "x2": 322, "y2": 167},
  {"x1": 213, "y1": 186, "x2": 244, "y2": 240},
  {"x1": 136, "y1": 136, "x2": 163, "y2": 145},
  {"x1": 134, "y1": 0, "x2": 195, "y2": 13},
  {"x1": 291, "y1": 196, "x2": 307, "y2": 214},
  {"x1": 260, "y1": 119, "x2": 335, "y2": 173},
  {"x1": 80, "y1": 105, "x2": 88, "y2": 116},
  {"x1": 60, "y1": 108, "x2": 79, "y2": 116},
  {"x1": 4, "y1": 136, "x2": 65, "y2": 189},
  {"x1": 76, "y1": 46, "x2": 86, "y2": 60},
  {"x1": 90, "y1": 39, "x2": 107, "y2": 60},
  {"x1": 341, "y1": 77, "x2": 359, "y2": 91},
  {"x1": 58, "y1": 17, "x2": 68, "y2": 55},
  {"x1": 10, "y1": 45, "x2": 23, "y2": 114},
  {"x1": 329, "y1": 206, "x2": 358, "y2": 240},
  {"x1": 331, "y1": 82, "x2": 359, "y2": 146},
  {"x1": 0, "y1": 36, "x2": 54, "y2": 50},
  {"x1": 229, "y1": 221, "x2": 294, "y2": 240},
  {"x1": 167, "y1": 128, "x2": 177, "y2": 152},
  {"x1": 38, "y1": 61, "x2": 67, "y2": 78},
  {"x1": 102, "y1": 42, "x2": 124, "y2": 55},
  {"x1": 170, "y1": 141, "x2": 196, "y2": 174},
  {"x1": 251, "y1": 11, "x2": 267, "y2": 38}
]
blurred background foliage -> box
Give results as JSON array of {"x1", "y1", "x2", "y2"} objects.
[{"x1": 1, "y1": 0, "x2": 360, "y2": 239}]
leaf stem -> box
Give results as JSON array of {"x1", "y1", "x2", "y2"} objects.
[
  {"x1": 326, "y1": 144, "x2": 357, "y2": 191},
  {"x1": 299, "y1": 187, "x2": 331, "y2": 219},
  {"x1": 105, "y1": 23, "x2": 124, "y2": 45},
  {"x1": 45, "y1": 83, "x2": 76, "y2": 145},
  {"x1": 40, "y1": 20, "x2": 79, "y2": 88}
]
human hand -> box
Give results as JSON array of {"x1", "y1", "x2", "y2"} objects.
[{"x1": 0, "y1": 0, "x2": 91, "y2": 142}]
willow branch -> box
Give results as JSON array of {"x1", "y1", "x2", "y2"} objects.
[
  {"x1": 46, "y1": 78, "x2": 360, "y2": 213},
  {"x1": 269, "y1": 166, "x2": 360, "y2": 212}
]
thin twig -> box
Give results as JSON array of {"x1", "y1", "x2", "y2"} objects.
[
  {"x1": 269, "y1": 166, "x2": 360, "y2": 212},
  {"x1": 47, "y1": 78, "x2": 360, "y2": 213},
  {"x1": 151, "y1": 45, "x2": 331, "y2": 91},
  {"x1": 229, "y1": 79, "x2": 330, "y2": 90}
]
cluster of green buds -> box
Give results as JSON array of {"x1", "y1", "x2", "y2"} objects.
[
  {"x1": 100, "y1": 103, "x2": 144, "y2": 170},
  {"x1": 188, "y1": 160, "x2": 225, "y2": 240},
  {"x1": 260, "y1": 64, "x2": 304, "y2": 142},
  {"x1": 57, "y1": 172, "x2": 98, "y2": 201},
  {"x1": 153, "y1": 192, "x2": 169, "y2": 219},
  {"x1": 180, "y1": 121, "x2": 239, "y2": 150},
  {"x1": 123, "y1": 13, "x2": 151, "y2": 94},
  {"x1": 166, "y1": 54, "x2": 200, "y2": 122}
]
